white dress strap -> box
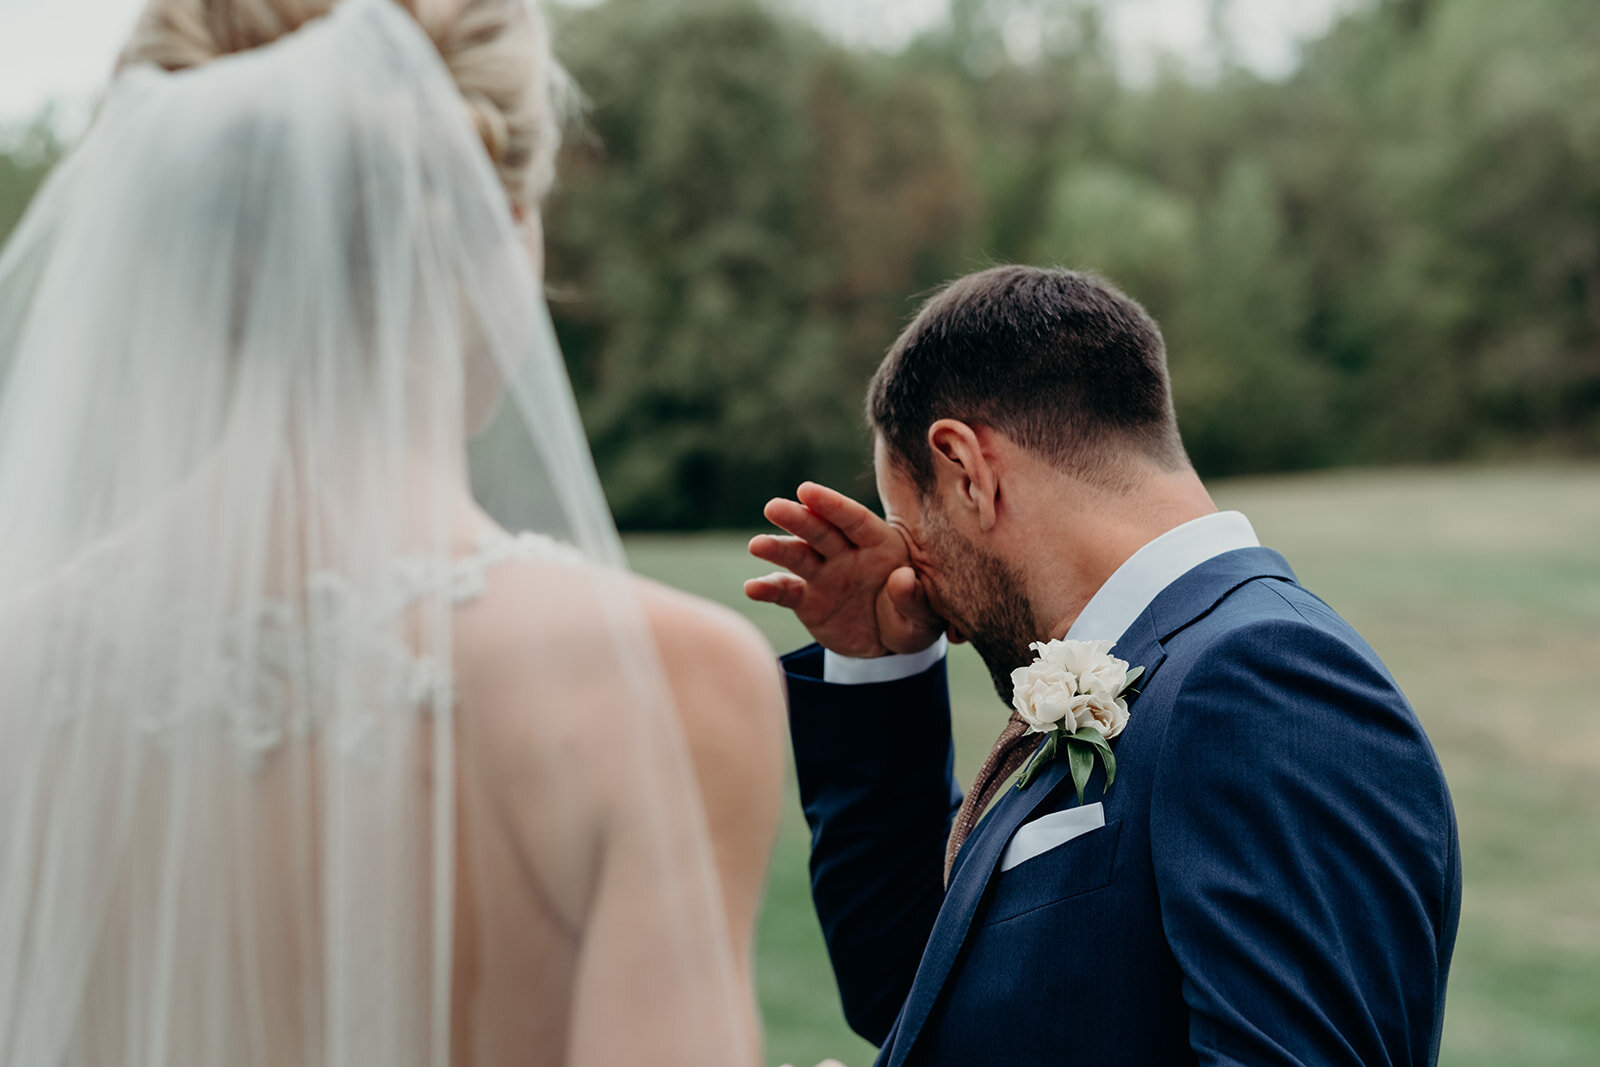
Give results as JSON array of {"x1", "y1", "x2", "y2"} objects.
[
  {"x1": 440, "y1": 530, "x2": 589, "y2": 604},
  {"x1": 387, "y1": 530, "x2": 585, "y2": 607}
]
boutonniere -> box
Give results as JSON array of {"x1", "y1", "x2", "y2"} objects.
[{"x1": 1011, "y1": 639, "x2": 1144, "y2": 802}]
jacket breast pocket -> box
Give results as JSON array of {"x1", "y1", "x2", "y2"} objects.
[{"x1": 981, "y1": 819, "x2": 1123, "y2": 926}]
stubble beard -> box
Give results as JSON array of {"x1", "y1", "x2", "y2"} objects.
[{"x1": 922, "y1": 514, "x2": 1039, "y2": 706}]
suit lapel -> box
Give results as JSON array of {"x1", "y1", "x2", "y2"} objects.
[
  {"x1": 882, "y1": 547, "x2": 1298, "y2": 1067},
  {"x1": 885, "y1": 618, "x2": 1167, "y2": 1067}
]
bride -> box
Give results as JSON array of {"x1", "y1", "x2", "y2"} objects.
[{"x1": 0, "y1": 1, "x2": 785, "y2": 1064}]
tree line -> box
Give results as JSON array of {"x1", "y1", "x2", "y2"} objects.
[{"x1": 4, "y1": 0, "x2": 1597, "y2": 528}]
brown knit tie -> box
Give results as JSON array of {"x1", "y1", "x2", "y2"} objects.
[{"x1": 943, "y1": 711, "x2": 1041, "y2": 886}]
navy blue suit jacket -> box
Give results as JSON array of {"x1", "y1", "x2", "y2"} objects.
[{"x1": 785, "y1": 548, "x2": 1461, "y2": 1066}]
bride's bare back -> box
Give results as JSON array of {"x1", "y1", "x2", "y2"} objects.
[{"x1": 445, "y1": 521, "x2": 784, "y2": 1066}]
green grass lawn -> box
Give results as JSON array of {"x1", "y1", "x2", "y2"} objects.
[{"x1": 624, "y1": 464, "x2": 1600, "y2": 1067}]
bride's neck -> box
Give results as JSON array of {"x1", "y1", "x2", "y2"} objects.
[{"x1": 261, "y1": 442, "x2": 493, "y2": 563}]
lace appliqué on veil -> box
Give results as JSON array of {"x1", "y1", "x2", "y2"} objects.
[{"x1": 60, "y1": 531, "x2": 585, "y2": 764}]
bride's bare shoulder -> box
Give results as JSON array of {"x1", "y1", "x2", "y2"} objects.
[
  {"x1": 446, "y1": 542, "x2": 619, "y2": 683},
  {"x1": 449, "y1": 541, "x2": 786, "y2": 927},
  {"x1": 449, "y1": 542, "x2": 779, "y2": 712},
  {"x1": 448, "y1": 541, "x2": 784, "y2": 789},
  {"x1": 631, "y1": 574, "x2": 785, "y2": 734}
]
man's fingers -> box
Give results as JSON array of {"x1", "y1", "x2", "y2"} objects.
[
  {"x1": 796, "y1": 482, "x2": 886, "y2": 549},
  {"x1": 747, "y1": 533, "x2": 824, "y2": 580},
  {"x1": 763, "y1": 497, "x2": 853, "y2": 558},
  {"x1": 743, "y1": 572, "x2": 806, "y2": 609}
]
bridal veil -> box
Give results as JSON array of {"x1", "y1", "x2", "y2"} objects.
[{"x1": 0, "y1": 1, "x2": 751, "y2": 1063}]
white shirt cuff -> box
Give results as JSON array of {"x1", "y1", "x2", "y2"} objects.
[{"x1": 823, "y1": 635, "x2": 948, "y2": 685}]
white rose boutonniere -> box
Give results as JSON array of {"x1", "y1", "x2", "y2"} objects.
[{"x1": 1010, "y1": 638, "x2": 1145, "y2": 801}]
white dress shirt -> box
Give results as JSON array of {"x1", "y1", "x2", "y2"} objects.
[{"x1": 822, "y1": 511, "x2": 1260, "y2": 684}]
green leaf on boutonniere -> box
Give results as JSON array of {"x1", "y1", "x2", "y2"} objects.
[
  {"x1": 1120, "y1": 665, "x2": 1146, "y2": 697},
  {"x1": 1016, "y1": 730, "x2": 1059, "y2": 790},
  {"x1": 1065, "y1": 736, "x2": 1095, "y2": 804},
  {"x1": 1070, "y1": 726, "x2": 1118, "y2": 791}
]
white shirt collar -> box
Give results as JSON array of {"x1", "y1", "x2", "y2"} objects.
[{"x1": 1064, "y1": 511, "x2": 1260, "y2": 645}]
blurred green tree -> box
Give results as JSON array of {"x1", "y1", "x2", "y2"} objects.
[
  {"x1": 544, "y1": 0, "x2": 981, "y2": 527},
  {"x1": 2, "y1": 0, "x2": 1597, "y2": 526},
  {"x1": 0, "y1": 114, "x2": 62, "y2": 252}
]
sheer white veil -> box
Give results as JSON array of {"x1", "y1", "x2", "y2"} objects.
[{"x1": 0, "y1": 1, "x2": 751, "y2": 1064}]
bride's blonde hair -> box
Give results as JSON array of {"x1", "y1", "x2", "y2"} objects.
[{"x1": 117, "y1": 0, "x2": 565, "y2": 211}]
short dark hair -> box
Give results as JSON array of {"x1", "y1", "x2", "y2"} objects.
[{"x1": 868, "y1": 265, "x2": 1188, "y2": 492}]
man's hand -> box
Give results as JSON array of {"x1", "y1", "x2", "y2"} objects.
[{"x1": 745, "y1": 482, "x2": 944, "y2": 658}]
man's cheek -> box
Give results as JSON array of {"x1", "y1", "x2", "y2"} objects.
[{"x1": 923, "y1": 583, "x2": 968, "y2": 641}]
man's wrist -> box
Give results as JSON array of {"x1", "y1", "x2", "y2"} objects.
[{"x1": 823, "y1": 635, "x2": 948, "y2": 685}]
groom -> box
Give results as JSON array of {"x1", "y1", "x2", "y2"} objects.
[{"x1": 747, "y1": 266, "x2": 1460, "y2": 1066}]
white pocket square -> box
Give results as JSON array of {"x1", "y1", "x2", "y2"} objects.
[{"x1": 999, "y1": 802, "x2": 1106, "y2": 872}]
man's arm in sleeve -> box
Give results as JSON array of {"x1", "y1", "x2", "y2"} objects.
[
  {"x1": 784, "y1": 640, "x2": 961, "y2": 1046},
  {"x1": 1150, "y1": 616, "x2": 1461, "y2": 1067}
]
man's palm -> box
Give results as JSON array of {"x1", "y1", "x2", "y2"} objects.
[{"x1": 745, "y1": 482, "x2": 943, "y2": 658}]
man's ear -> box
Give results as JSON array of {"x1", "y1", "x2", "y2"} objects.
[{"x1": 927, "y1": 419, "x2": 998, "y2": 532}]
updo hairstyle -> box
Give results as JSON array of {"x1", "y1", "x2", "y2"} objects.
[{"x1": 117, "y1": 0, "x2": 565, "y2": 212}]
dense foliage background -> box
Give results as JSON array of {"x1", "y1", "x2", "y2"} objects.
[{"x1": 4, "y1": 0, "x2": 1597, "y2": 528}]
